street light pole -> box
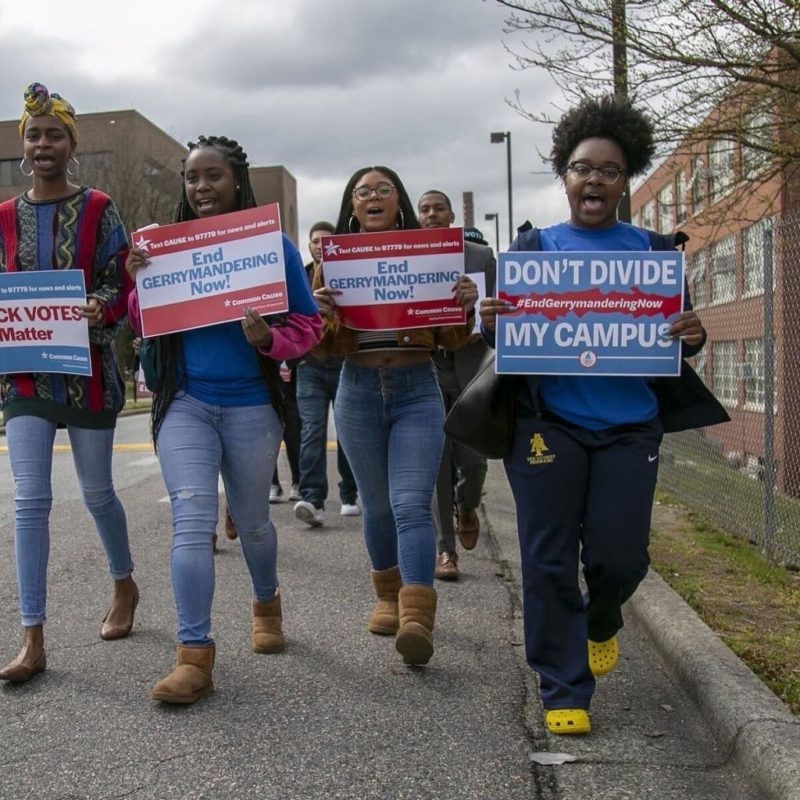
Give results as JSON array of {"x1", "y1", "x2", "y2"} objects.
[
  {"x1": 490, "y1": 131, "x2": 513, "y2": 246},
  {"x1": 484, "y1": 212, "x2": 500, "y2": 254}
]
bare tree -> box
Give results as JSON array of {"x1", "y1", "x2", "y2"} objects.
[{"x1": 497, "y1": 0, "x2": 800, "y2": 219}]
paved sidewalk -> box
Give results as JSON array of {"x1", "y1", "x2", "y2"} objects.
[{"x1": 481, "y1": 459, "x2": 800, "y2": 800}]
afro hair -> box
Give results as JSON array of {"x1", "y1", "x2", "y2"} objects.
[{"x1": 550, "y1": 95, "x2": 656, "y2": 179}]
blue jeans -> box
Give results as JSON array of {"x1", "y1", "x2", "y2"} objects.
[
  {"x1": 156, "y1": 394, "x2": 282, "y2": 645},
  {"x1": 6, "y1": 416, "x2": 133, "y2": 627},
  {"x1": 334, "y1": 360, "x2": 444, "y2": 586},
  {"x1": 296, "y1": 358, "x2": 357, "y2": 508}
]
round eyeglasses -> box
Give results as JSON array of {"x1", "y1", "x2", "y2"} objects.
[
  {"x1": 352, "y1": 182, "x2": 396, "y2": 201},
  {"x1": 567, "y1": 161, "x2": 625, "y2": 184}
]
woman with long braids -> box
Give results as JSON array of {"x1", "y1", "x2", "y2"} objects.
[
  {"x1": 0, "y1": 83, "x2": 138, "y2": 683},
  {"x1": 126, "y1": 136, "x2": 321, "y2": 704},
  {"x1": 313, "y1": 167, "x2": 477, "y2": 667}
]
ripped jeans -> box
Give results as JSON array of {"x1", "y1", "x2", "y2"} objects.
[{"x1": 156, "y1": 393, "x2": 282, "y2": 645}]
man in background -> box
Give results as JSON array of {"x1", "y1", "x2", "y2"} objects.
[{"x1": 417, "y1": 191, "x2": 496, "y2": 580}]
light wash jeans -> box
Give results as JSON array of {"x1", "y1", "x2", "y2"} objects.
[
  {"x1": 334, "y1": 360, "x2": 444, "y2": 586},
  {"x1": 156, "y1": 393, "x2": 282, "y2": 645},
  {"x1": 6, "y1": 415, "x2": 133, "y2": 627}
]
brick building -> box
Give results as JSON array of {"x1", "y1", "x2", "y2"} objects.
[{"x1": 631, "y1": 114, "x2": 800, "y2": 493}]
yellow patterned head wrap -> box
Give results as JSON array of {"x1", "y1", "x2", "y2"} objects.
[{"x1": 18, "y1": 83, "x2": 78, "y2": 143}]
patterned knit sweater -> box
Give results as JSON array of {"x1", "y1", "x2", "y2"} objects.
[{"x1": 0, "y1": 187, "x2": 131, "y2": 429}]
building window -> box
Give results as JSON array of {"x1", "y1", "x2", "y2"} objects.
[
  {"x1": 713, "y1": 341, "x2": 737, "y2": 407},
  {"x1": 675, "y1": 171, "x2": 688, "y2": 224},
  {"x1": 741, "y1": 109, "x2": 772, "y2": 178},
  {"x1": 692, "y1": 156, "x2": 707, "y2": 214},
  {"x1": 658, "y1": 183, "x2": 674, "y2": 233},
  {"x1": 709, "y1": 138, "x2": 735, "y2": 202},
  {"x1": 690, "y1": 249, "x2": 708, "y2": 308},
  {"x1": 693, "y1": 347, "x2": 708, "y2": 386},
  {"x1": 710, "y1": 235, "x2": 736, "y2": 304},
  {"x1": 743, "y1": 337, "x2": 776, "y2": 411},
  {"x1": 641, "y1": 200, "x2": 655, "y2": 231},
  {"x1": 743, "y1": 216, "x2": 774, "y2": 297}
]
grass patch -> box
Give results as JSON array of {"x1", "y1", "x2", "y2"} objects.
[{"x1": 650, "y1": 494, "x2": 800, "y2": 715}]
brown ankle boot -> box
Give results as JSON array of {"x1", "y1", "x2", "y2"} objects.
[
  {"x1": 252, "y1": 594, "x2": 285, "y2": 653},
  {"x1": 0, "y1": 625, "x2": 46, "y2": 683},
  {"x1": 100, "y1": 577, "x2": 139, "y2": 640},
  {"x1": 151, "y1": 645, "x2": 215, "y2": 704},
  {"x1": 368, "y1": 566, "x2": 401, "y2": 635},
  {"x1": 395, "y1": 585, "x2": 437, "y2": 665}
]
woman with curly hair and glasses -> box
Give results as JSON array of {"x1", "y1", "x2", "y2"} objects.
[
  {"x1": 126, "y1": 136, "x2": 321, "y2": 704},
  {"x1": 313, "y1": 166, "x2": 477, "y2": 667},
  {"x1": 480, "y1": 96, "x2": 727, "y2": 735},
  {"x1": 0, "y1": 83, "x2": 138, "y2": 683}
]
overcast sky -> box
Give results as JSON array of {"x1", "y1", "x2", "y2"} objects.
[{"x1": 0, "y1": 0, "x2": 570, "y2": 252}]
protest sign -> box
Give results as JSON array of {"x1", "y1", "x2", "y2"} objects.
[
  {"x1": 321, "y1": 228, "x2": 465, "y2": 330},
  {"x1": 0, "y1": 270, "x2": 91, "y2": 376},
  {"x1": 132, "y1": 204, "x2": 288, "y2": 337},
  {"x1": 496, "y1": 251, "x2": 684, "y2": 376}
]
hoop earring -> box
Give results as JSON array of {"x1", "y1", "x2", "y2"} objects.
[
  {"x1": 67, "y1": 156, "x2": 80, "y2": 178},
  {"x1": 396, "y1": 209, "x2": 405, "y2": 229},
  {"x1": 348, "y1": 215, "x2": 360, "y2": 234},
  {"x1": 19, "y1": 157, "x2": 33, "y2": 177}
]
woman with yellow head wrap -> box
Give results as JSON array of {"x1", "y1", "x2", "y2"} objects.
[
  {"x1": 18, "y1": 82, "x2": 78, "y2": 143},
  {"x1": 0, "y1": 82, "x2": 139, "y2": 684}
]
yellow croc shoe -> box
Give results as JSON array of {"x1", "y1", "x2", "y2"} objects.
[
  {"x1": 588, "y1": 635, "x2": 619, "y2": 677},
  {"x1": 545, "y1": 709, "x2": 591, "y2": 735}
]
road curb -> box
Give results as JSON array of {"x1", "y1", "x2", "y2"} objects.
[{"x1": 627, "y1": 569, "x2": 800, "y2": 800}]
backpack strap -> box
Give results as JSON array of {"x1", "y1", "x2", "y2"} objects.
[{"x1": 510, "y1": 221, "x2": 541, "y2": 252}]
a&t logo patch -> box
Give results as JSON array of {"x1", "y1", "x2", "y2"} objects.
[{"x1": 528, "y1": 433, "x2": 556, "y2": 465}]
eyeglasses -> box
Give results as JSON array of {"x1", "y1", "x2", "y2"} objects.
[
  {"x1": 567, "y1": 161, "x2": 625, "y2": 184},
  {"x1": 352, "y1": 182, "x2": 396, "y2": 201}
]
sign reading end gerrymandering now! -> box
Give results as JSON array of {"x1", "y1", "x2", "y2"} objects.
[
  {"x1": 0, "y1": 270, "x2": 91, "y2": 376},
  {"x1": 496, "y1": 251, "x2": 685, "y2": 377},
  {"x1": 132, "y1": 205, "x2": 288, "y2": 337},
  {"x1": 320, "y1": 228, "x2": 466, "y2": 330}
]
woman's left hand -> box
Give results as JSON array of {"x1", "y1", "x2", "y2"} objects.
[
  {"x1": 242, "y1": 308, "x2": 273, "y2": 349},
  {"x1": 453, "y1": 275, "x2": 478, "y2": 313},
  {"x1": 79, "y1": 296, "x2": 105, "y2": 328},
  {"x1": 669, "y1": 311, "x2": 704, "y2": 347}
]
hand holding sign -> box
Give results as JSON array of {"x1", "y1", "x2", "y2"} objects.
[{"x1": 668, "y1": 310, "x2": 704, "y2": 346}]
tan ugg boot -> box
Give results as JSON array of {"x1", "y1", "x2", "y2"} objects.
[
  {"x1": 395, "y1": 585, "x2": 437, "y2": 665},
  {"x1": 151, "y1": 644, "x2": 215, "y2": 704},
  {"x1": 367, "y1": 566, "x2": 401, "y2": 635},
  {"x1": 252, "y1": 593, "x2": 285, "y2": 654}
]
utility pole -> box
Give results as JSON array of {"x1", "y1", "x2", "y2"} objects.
[{"x1": 613, "y1": 0, "x2": 632, "y2": 223}]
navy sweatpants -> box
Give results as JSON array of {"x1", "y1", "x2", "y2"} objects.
[{"x1": 504, "y1": 408, "x2": 662, "y2": 710}]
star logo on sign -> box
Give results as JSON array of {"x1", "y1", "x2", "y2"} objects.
[
  {"x1": 407, "y1": 308, "x2": 415, "y2": 316},
  {"x1": 41, "y1": 351, "x2": 48, "y2": 358},
  {"x1": 324, "y1": 241, "x2": 341, "y2": 257},
  {"x1": 224, "y1": 299, "x2": 232, "y2": 307},
  {"x1": 133, "y1": 234, "x2": 151, "y2": 250}
]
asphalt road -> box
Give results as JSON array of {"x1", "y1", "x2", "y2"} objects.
[{"x1": 0, "y1": 413, "x2": 767, "y2": 799}]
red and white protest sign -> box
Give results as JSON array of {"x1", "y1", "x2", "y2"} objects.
[
  {"x1": 321, "y1": 228, "x2": 466, "y2": 330},
  {"x1": 132, "y1": 205, "x2": 288, "y2": 337}
]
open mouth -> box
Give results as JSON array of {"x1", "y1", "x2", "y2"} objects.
[
  {"x1": 582, "y1": 193, "x2": 605, "y2": 211},
  {"x1": 366, "y1": 205, "x2": 384, "y2": 218},
  {"x1": 196, "y1": 198, "x2": 217, "y2": 213},
  {"x1": 33, "y1": 155, "x2": 56, "y2": 167}
]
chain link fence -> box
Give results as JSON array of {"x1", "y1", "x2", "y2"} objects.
[{"x1": 658, "y1": 208, "x2": 800, "y2": 566}]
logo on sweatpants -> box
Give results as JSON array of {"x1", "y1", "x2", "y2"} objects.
[{"x1": 528, "y1": 433, "x2": 556, "y2": 465}]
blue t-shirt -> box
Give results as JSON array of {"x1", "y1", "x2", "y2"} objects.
[
  {"x1": 533, "y1": 222, "x2": 659, "y2": 430},
  {"x1": 181, "y1": 233, "x2": 317, "y2": 406}
]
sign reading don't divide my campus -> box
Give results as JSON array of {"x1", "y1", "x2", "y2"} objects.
[
  {"x1": 0, "y1": 270, "x2": 91, "y2": 376},
  {"x1": 496, "y1": 251, "x2": 685, "y2": 376},
  {"x1": 132, "y1": 204, "x2": 288, "y2": 337},
  {"x1": 320, "y1": 228, "x2": 466, "y2": 330}
]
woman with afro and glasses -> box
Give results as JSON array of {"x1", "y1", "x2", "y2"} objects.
[{"x1": 480, "y1": 96, "x2": 727, "y2": 735}]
